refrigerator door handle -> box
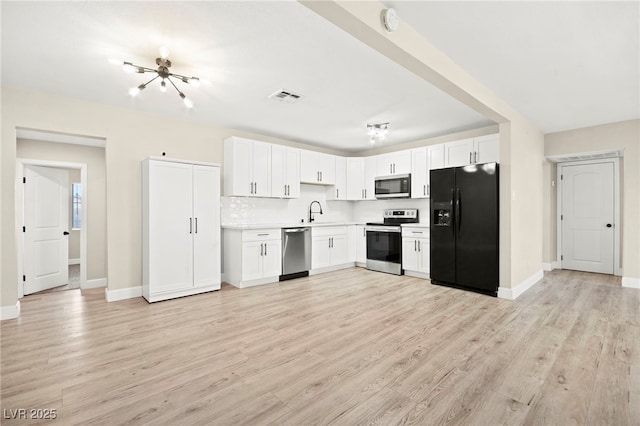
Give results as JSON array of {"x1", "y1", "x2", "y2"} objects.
[{"x1": 455, "y1": 188, "x2": 461, "y2": 232}]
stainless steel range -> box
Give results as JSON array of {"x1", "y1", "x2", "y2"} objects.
[{"x1": 365, "y1": 209, "x2": 419, "y2": 275}]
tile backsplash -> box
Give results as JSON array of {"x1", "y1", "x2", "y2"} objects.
[{"x1": 221, "y1": 184, "x2": 431, "y2": 225}]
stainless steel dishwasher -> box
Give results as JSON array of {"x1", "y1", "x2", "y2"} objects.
[{"x1": 280, "y1": 227, "x2": 311, "y2": 281}]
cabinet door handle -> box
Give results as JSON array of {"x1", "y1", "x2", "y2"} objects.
[
  {"x1": 257, "y1": 233, "x2": 269, "y2": 236},
  {"x1": 414, "y1": 240, "x2": 417, "y2": 251},
  {"x1": 195, "y1": 218, "x2": 198, "y2": 234},
  {"x1": 189, "y1": 218, "x2": 193, "y2": 234},
  {"x1": 427, "y1": 184, "x2": 430, "y2": 196},
  {"x1": 418, "y1": 241, "x2": 421, "y2": 252},
  {"x1": 336, "y1": 188, "x2": 339, "y2": 199},
  {"x1": 365, "y1": 189, "x2": 367, "y2": 198},
  {"x1": 320, "y1": 171, "x2": 323, "y2": 181},
  {"x1": 393, "y1": 163, "x2": 396, "y2": 174},
  {"x1": 390, "y1": 164, "x2": 392, "y2": 174},
  {"x1": 423, "y1": 185, "x2": 426, "y2": 196},
  {"x1": 264, "y1": 243, "x2": 268, "y2": 256},
  {"x1": 469, "y1": 152, "x2": 472, "y2": 164},
  {"x1": 363, "y1": 228, "x2": 366, "y2": 237},
  {"x1": 260, "y1": 243, "x2": 264, "y2": 256}
]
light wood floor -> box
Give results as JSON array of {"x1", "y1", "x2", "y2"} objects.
[{"x1": 1, "y1": 268, "x2": 638, "y2": 425}]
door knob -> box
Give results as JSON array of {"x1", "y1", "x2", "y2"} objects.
[
  {"x1": 606, "y1": 223, "x2": 613, "y2": 228},
  {"x1": 63, "y1": 231, "x2": 70, "y2": 235}
]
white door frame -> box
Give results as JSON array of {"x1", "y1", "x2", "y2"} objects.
[
  {"x1": 556, "y1": 158, "x2": 621, "y2": 276},
  {"x1": 16, "y1": 158, "x2": 89, "y2": 298}
]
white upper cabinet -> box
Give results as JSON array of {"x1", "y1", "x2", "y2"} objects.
[
  {"x1": 444, "y1": 138, "x2": 475, "y2": 168},
  {"x1": 411, "y1": 147, "x2": 428, "y2": 199},
  {"x1": 443, "y1": 134, "x2": 500, "y2": 168},
  {"x1": 474, "y1": 134, "x2": 500, "y2": 164},
  {"x1": 346, "y1": 157, "x2": 364, "y2": 200},
  {"x1": 345, "y1": 157, "x2": 376, "y2": 200},
  {"x1": 300, "y1": 150, "x2": 335, "y2": 185},
  {"x1": 427, "y1": 144, "x2": 445, "y2": 170},
  {"x1": 328, "y1": 156, "x2": 347, "y2": 200},
  {"x1": 224, "y1": 136, "x2": 272, "y2": 197},
  {"x1": 363, "y1": 156, "x2": 377, "y2": 200},
  {"x1": 376, "y1": 150, "x2": 411, "y2": 176},
  {"x1": 271, "y1": 145, "x2": 300, "y2": 198}
]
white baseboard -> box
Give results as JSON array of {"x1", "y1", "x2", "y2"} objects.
[
  {"x1": 404, "y1": 270, "x2": 429, "y2": 280},
  {"x1": 105, "y1": 285, "x2": 142, "y2": 302},
  {"x1": 68, "y1": 258, "x2": 80, "y2": 265},
  {"x1": 542, "y1": 261, "x2": 560, "y2": 271},
  {"x1": 498, "y1": 269, "x2": 544, "y2": 300},
  {"x1": 1, "y1": 301, "x2": 21, "y2": 320},
  {"x1": 310, "y1": 262, "x2": 356, "y2": 276},
  {"x1": 84, "y1": 278, "x2": 107, "y2": 289},
  {"x1": 622, "y1": 276, "x2": 640, "y2": 289}
]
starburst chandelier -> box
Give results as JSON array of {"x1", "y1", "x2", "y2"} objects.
[
  {"x1": 121, "y1": 47, "x2": 199, "y2": 108},
  {"x1": 367, "y1": 122, "x2": 390, "y2": 144}
]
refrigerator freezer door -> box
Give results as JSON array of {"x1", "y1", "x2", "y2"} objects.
[
  {"x1": 429, "y1": 168, "x2": 456, "y2": 284},
  {"x1": 455, "y1": 163, "x2": 499, "y2": 293}
]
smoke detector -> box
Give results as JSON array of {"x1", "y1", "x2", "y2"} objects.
[{"x1": 381, "y1": 8, "x2": 399, "y2": 32}]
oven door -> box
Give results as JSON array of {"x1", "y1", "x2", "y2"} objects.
[{"x1": 366, "y1": 226, "x2": 402, "y2": 275}]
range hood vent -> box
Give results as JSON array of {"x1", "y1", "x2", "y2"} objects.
[{"x1": 268, "y1": 89, "x2": 303, "y2": 104}]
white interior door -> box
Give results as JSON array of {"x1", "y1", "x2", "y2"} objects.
[
  {"x1": 561, "y1": 162, "x2": 614, "y2": 274},
  {"x1": 24, "y1": 165, "x2": 69, "y2": 294}
]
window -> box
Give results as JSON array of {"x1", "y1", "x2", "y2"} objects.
[{"x1": 71, "y1": 183, "x2": 82, "y2": 229}]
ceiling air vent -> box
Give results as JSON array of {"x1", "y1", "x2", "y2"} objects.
[{"x1": 268, "y1": 89, "x2": 303, "y2": 104}]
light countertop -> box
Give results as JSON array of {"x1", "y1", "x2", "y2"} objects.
[
  {"x1": 221, "y1": 221, "x2": 365, "y2": 230},
  {"x1": 222, "y1": 221, "x2": 429, "y2": 230}
]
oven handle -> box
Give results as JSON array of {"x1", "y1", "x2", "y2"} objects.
[{"x1": 366, "y1": 226, "x2": 402, "y2": 233}]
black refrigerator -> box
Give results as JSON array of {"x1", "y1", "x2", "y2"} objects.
[{"x1": 430, "y1": 163, "x2": 499, "y2": 296}]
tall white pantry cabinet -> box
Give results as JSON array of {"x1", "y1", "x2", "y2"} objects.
[{"x1": 142, "y1": 157, "x2": 221, "y2": 302}]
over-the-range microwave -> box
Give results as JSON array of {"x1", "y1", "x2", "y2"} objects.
[{"x1": 374, "y1": 174, "x2": 411, "y2": 199}]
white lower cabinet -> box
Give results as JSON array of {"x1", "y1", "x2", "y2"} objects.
[
  {"x1": 402, "y1": 227, "x2": 430, "y2": 277},
  {"x1": 223, "y1": 228, "x2": 282, "y2": 288},
  {"x1": 312, "y1": 226, "x2": 348, "y2": 270},
  {"x1": 355, "y1": 225, "x2": 367, "y2": 264}
]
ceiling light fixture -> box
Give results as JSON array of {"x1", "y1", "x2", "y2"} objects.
[
  {"x1": 122, "y1": 47, "x2": 199, "y2": 108},
  {"x1": 367, "y1": 122, "x2": 389, "y2": 144}
]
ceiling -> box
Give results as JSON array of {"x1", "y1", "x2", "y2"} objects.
[{"x1": 2, "y1": 2, "x2": 638, "y2": 152}]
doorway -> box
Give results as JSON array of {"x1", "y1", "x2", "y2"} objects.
[
  {"x1": 16, "y1": 159, "x2": 88, "y2": 297},
  {"x1": 557, "y1": 158, "x2": 621, "y2": 275}
]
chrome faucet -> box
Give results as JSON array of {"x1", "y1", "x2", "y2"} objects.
[{"x1": 309, "y1": 201, "x2": 323, "y2": 223}]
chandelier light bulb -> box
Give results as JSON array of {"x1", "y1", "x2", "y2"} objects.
[
  {"x1": 189, "y1": 77, "x2": 201, "y2": 88},
  {"x1": 183, "y1": 97, "x2": 193, "y2": 109},
  {"x1": 159, "y1": 46, "x2": 170, "y2": 59},
  {"x1": 160, "y1": 80, "x2": 167, "y2": 92},
  {"x1": 123, "y1": 62, "x2": 135, "y2": 74},
  {"x1": 129, "y1": 87, "x2": 140, "y2": 96}
]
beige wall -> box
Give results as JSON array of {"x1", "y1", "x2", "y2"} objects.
[
  {"x1": 544, "y1": 119, "x2": 640, "y2": 280},
  {"x1": 67, "y1": 167, "x2": 81, "y2": 260},
  {"x1": 1, "y1": 86, "x2": 351, "y2": 308},
  {"x1": 16, "y1": 141, "x2": 106, "y2": 279}
]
